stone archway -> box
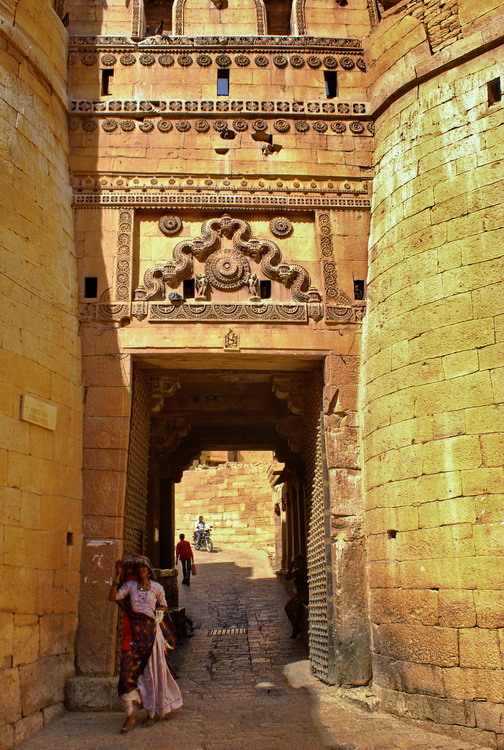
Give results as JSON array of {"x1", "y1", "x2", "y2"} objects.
[
  {"x1": 70, "y1": 351, "x2": 370, "y2": 709},
  {"x1": 121, "y1": 364, "x2": 340, "y2": 683}
]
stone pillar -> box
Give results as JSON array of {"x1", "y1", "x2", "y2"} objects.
[
  {"x1": 159, "y1": 480, "x2": 175, "y2": 569},
  {"x1": 147, "y1": 461, "x2": 160, "y2": 567},
  {"x1": 77, "y1": 340, "x2": 132, "y2": 679},
  {"x1": 323, "y1": 353, "x2": 372, "y2": 686}
]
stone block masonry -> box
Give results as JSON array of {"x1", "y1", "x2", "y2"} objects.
[
  {"x1": 363, "y1": 4, "x2": 504, "y2": 746},
  {"x1": 175, "y1": 455, "x2": 277, "y2": 552},
  {"x1": 0, "y1": 1, "x2": 83, "y2": 748}
]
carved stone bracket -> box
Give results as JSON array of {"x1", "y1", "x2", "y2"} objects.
[
  {"x1": 276, "y1": 415, "x2": 305, "y2": 454},
  {"x1": 150, "y1": 415, "x2": 191, "y2": 458},
  {"x1": 272, "y1": 375, "x2": 308, "y2": 415},
  {"x1": 148, "y1": 375, "x2": 181, "y2": 413}
]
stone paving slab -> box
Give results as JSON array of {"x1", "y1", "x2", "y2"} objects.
[{"x1": 18, "y1": 548, "x2": 493, "y2": 750}]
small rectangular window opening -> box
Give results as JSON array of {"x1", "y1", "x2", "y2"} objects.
[
  {"x1": 487, "y1": 78, "x2": 502, "y2": 106},
  {"x1": 183, "y1": 279, "x2": 195, "y2": 299},
  {"x1": 387, "y1": 530, "x2": 397, "y2": 539},
  {"x1": 260, "y1": 280, "x2": 271, "y2": 299},
  {"x1": 354, "y1": 280, "x2": 365, "y2": 300},
  {"x1": 101, "y1": 69, "x2": 114, "y2": 96},
  {"x1": 84, "y1": 277, "x2": 98, "y2": 298},
  {"x1": 66, "y1": 532, "x2": 74, "y2": 546},
  {"x1": 324, "y1": 70, "x2": 337, "y2": 99},
  {"x1": 217, "y1": 69, "x2": 230, "y2": 96}
]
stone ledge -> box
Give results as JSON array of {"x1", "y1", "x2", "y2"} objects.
[{"x1": 65, "y1": 677, "x2": 121, "y2": 712}]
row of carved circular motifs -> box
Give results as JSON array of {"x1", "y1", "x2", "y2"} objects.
[
  {"x1": 78, "y1": 119, "x2": 373, "y2": 135},
  {"x1": 157, "y1": 215, "x2": 293, "y2": 239},
  {"x1": 72, "y1": 101, "x2": 366, "y2": 114},
  {"x1": 78, "y1": 52, "x2": 366, "y2": 70}
]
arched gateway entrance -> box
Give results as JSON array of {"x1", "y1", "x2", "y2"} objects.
[
  {"x1": 72, "y1": 209, "x2": 372, "y2": 707},
  {"x1": 124, "y1": 364, "x2": 335, "y2": 681}
]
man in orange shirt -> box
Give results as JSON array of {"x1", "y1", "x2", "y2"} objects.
[{"x1": 175, "y1": 533, "x2": 195, "y2": 586}]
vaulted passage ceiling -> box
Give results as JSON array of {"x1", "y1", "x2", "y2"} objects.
[{"x1": 144, "y1": 368, "x2": 315, "y2": 479}]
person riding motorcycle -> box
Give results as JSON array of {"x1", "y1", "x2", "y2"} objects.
[{"x1": 194, "y1": 516, "x2": 208, "y2": 548}]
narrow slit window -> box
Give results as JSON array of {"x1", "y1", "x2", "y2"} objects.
[
  {"x1": 101, "y1": 69, "x2": 114, "y2": 96},
  {"x1": 260, "y1": 280, "x2": 271, "y2": 299},
  {"x1": 183, "y1": 279, "x2": 195, "y2": 299},
  {"x1": 353, "y1": 280, "x2": 365, "y2": 300},
  {"x1": 324, "y1": 70, "x2": 337, "y2": 99},
  {"x1": 84, "y1": 277, "x2": 98, "y2": 298},
  {"x1": 217, "y1": 69, "x2": 230, "y2": 96},
  {"x1": 487, "y1": 78, "x2": 502, "y2": 106}
]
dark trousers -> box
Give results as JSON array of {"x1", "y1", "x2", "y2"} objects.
[{"x1": 181, "y1": 559, "x2": 192, "y2": 583}]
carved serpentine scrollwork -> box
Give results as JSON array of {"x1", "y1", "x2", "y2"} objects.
[{"x1": 134, "y1": 215, "x2": 322, "y2": 314}]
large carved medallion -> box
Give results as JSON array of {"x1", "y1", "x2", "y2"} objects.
[{"x1": 205, "y1": 248, "x2": 251, "y2": 291}]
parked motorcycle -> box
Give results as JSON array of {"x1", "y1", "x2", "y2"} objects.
[{"x1": 193, "y1": 527, "x2": 213, "y2": 552}]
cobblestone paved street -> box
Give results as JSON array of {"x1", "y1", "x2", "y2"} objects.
[{"x1": 19, "y1": 548, "x2": 493, "y2": 750}]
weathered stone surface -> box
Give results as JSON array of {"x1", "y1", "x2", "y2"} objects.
[
  {"x1": 19, "y1": 656, "x2": 67, "y2": 716},
  {"x1": 65, "y1": 677, "x2": 120, "y2": 712},
  {"x1": 14, "y1": 713, "x2": 43, "y2": 747},
  {"x1": 0, "y1": 667, "x2": 22, "y2": 725},
  {"x1": 12, "y1": 615, "x2": 39, "y2": 668}
]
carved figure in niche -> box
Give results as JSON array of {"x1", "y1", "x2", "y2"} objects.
[
  {"x1": 247, "y1": 272, "x2": 260, "y2": 301},
  {"x1": 195, "y1": 274, "x2": 209, "y2": 300},
  {"x1": 224, "y1": 328, "x2": 240, "y2": 351}
]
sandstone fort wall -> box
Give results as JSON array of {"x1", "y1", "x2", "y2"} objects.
[
  {"x1": 362, "y1": 2, "x2": 503, "y2": 745},
  {"x1": 0, "y1": 1, "x2": 83, "y2": 746},
  {"x1": 1, "y1": 0, "x2": 503, "y2": 746}
]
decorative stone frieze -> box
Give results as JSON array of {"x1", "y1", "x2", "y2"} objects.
[
  {"x1": 88, "y1": 116, "x2": 373, "y2": 137},
  {"x1": 71, "y1": 48, "x2": 366, "y2": 72},
  {"x1": 134, "y1": 215, "x2": 320, "y2": 308},
  {"x1": 71, "y1": 98, "x2": 369, "y2": 116},
  {"x1": 70, "y1": 35, "x2": 364, "y2": 52},
  {"x1": 148, "y1": 302, "x2": 309, "y2": 322},
  {"x1": 72, "y1": 174, "x2": 371, "y2": 211}
]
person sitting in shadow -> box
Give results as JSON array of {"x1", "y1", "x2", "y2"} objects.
[{"x1": 284, "y1": 554, "x2": 308, "y2": 639}]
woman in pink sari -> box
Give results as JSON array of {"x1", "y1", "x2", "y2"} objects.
[{"x1": 109, "y1": 556, "x2": 183, "y2": 733}]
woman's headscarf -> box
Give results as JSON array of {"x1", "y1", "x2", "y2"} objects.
[{"x1": 119, "y1": 555, "x2": 156, "y2": 582}]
